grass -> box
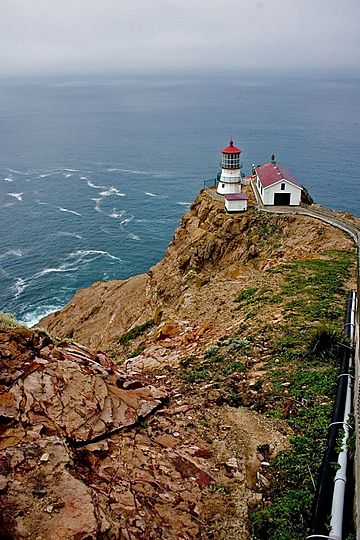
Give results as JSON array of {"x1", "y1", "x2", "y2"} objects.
[
  {"x1": 182, "y1": 336, "x2": 250, "y2": 384},
  {"x1": 248, "y1": 249, "x2": 356, "y2": 538},
  {"x1": 117, "y1": 319, "x2": 155, "y2": 345}
]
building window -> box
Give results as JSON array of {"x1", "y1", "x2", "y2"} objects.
[
  {"x1": 281, "y1": 183, "x2": 285, "y2": 191},
  {"x1": 222, "y1": 184, "x2": 225, "y2": 188}
]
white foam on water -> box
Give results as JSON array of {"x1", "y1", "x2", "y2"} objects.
[
  {"x1": 119, "y1": 216, "x2": 134, "y2": 226},
  {"x1": 109, "y1": 209, "x2": 126, "y2": 219},
  {"x1": 7, "y1": 168, "x2": 24, "y2": 175},
  {"x1": 55, "y1": 231, "x2": 83, "y2": 240},
  {"x1": 4, "y1": 177, "x2": 13, "y2": 182},
  {"x1": 33, "y1": 262, "x2": 80, "y2": 279},
  {"x1": 18, "y1": 304, "x2": 63, "y2": 328},
  {"x1": 80, "y1": 176, "x2": 88, "y2": 180},
  {"x1": 177, "y1": 201, "x2": 192, "y2": 206},
  {"x1": 87, "y1": 180, "x2": 107, "y2": 189},
  {"x1": 2, "y1": 202, "x2": 15, "y2": 208},
  {"x1": 13, "y1": 277, "x2": 26, "y2": 298},
  {"x1": 106, "y1": 168, "x2": 157, "y2": 176},
  {"x1": 70, "y1": 249, "x2": 122, "y2": 262},
  {"x1": 8, "y1": 192, "x2": 23, "y2": 201},
  {"x1": 63, "y1": 173, "x2": 73, "y2": 178},
  {"x1": 128, "y1": 233, "x2": 141, "y2": 241},
  {"x1": 145, "y1": 192, "x2": 158, "y2": 197},
  {"x1": 0, "y1": 248, "x2": 23, "y2": 261},
  {"x1": 99, "y1": 187, "x2": 125, "y2": 197},
  {"x1": 92, "y1": 198, "x2": 102, "y2": 213},
  {"x1": 58, "y1": 207, "x2": 82, "y2": 217}
]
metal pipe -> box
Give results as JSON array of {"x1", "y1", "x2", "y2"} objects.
[
  {"x1": 329, "y1": 291, "x2": 357, "y2": 539},
  {"x1": 309, "y1": 292, "x2": 354, "y2": 536}
]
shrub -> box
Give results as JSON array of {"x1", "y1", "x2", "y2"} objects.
[
  {"x1": 307, "y1": 321, "x2": 349, "y2": 359},
  {"x1": 0, "y1": 311, "x2": 18, "y2": 328}
]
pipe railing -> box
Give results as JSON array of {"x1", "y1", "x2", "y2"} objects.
[{"x1": 308, "y1": 291, "x2": 356, "y2": 539}]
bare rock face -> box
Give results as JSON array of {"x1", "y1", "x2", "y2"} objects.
[
  {"x1": 0, "y1": 326, "x2": 291, "y2": 540},
  {"x1": 1, "y1": 327, "x2": 202, "y2": 539},
  {"x1": 40, "y1": 191, "x2": 355, "y2": 350}
]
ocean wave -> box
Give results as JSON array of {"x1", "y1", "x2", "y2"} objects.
[
  {"x1": 4, "y1": 177, "x2": 13, "y2": 182},
  {"x1": 128, "y1": 233, "x2": 141, "y2": 241},
  {"x1": 135, "y1": 218, "x2": 166, "y2": 223},
  {"x1": 0, "y1": 248, "x2": 23, "y2": 261},
  {"x1": 87, "y1": 180, "x2": 107, "y2": 189},
  {"x1": 8, "y1": 192, "x2": 23, "y2": 201},
  {"x1": 58, "y1": 207, "x2": 82, "y2": 217},
  {"x1": 7, "y1": 168, "x2": 26, "y2": 175},
  {"x1": 70, "y1": 249, "x2": 123, "y2": 262},
  {"x1": 109, "y1": 209, "x2": 126, "y2": 219},
  {"x1": 177, "y1": 201, "x2": 192, "y2": 206},
  {"x1": 145, "y1": 192, "x2": 158, "y2": 197},
  {"x1": 2, "y1": 202, "x2": 15, "y2": 208},
  {"x1": 33, "y1": 263, "x2": 80, "y2": 279},
  {"x1": 18, "y1": 304, "x2": 63, "y2": 328},
  {"x1": 63, "y1": 173, "x2": 73, "y2": 178},
  {"x1": 99, "y1": 187, "x2": 125, "y2": 197},
  {"x1": 91, "y1": 198, "x2": 102, "y2": 212},
  {"x1": 80, "y1": 176, "x2": 88, "y2": 180},
  {"x1": 37, "y1": 173, "x2": 54, "y2": 178},
  {"x1": 55, "y1": 231, "x2": 83, "y2": 239},
  {"x1": 119, "y1": 216, "x2": 134, "y2": 226},
  {"x1": 13, "y1": 277, "x2": 26, "y2": 298},
  {"x1": 106, "y1": 168, "x2": 160, "y2": 176},
  {"x1": 9, "y1": 248, "x2": 122, "y2": 301}
]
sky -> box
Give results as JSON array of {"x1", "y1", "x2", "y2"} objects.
[{"x1": 0, "y1": 0, "x2": 359, "y2": 78}]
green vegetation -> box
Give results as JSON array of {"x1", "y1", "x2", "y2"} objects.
[
  {"x1": 0, "y1": 311, "x2": 18, "y2": 328},
  {"x1": 234, "y1": 286, "x2": 270, "y2": 309},
  {"x1": 307, "y1": 321, "x2": 349, "y2": 359},
  {"x1": 249, "y1": 249, "x2": 356, "y2": 539},
  {"x1": 117, "y1": 319, "x2": 154, "y2": 345},
  {"x1": 182, "y1": 336, "x2": 250, "y2": 384},
  {"x1": 234, "y1": 287, "x2": 258, "y2": 303}
]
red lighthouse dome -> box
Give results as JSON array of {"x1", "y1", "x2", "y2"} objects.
[
  {"x1": 221, "y1": 139, "x2": 242, "y2": 170},
  {"x1": 222, "y1": 139, "x2": 241, "y2": 154}
]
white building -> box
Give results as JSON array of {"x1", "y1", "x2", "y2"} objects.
[
  {"x1": 224, "y1": 193, "x2": 248, "y2": 213},
  {"x1": 216, "y1": 139, "x2": 248, "y2": 212},
  {"x1": 217, "y1": 140, "x2": 243, "y2": 196},
  {"x1": 255, "y1": 161, "x2": 302, "y2": 206}
]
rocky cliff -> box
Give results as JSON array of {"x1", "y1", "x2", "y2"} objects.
[
  {"x1": 1, "y1": 191, "x2": 358, "y2": 539},
  {"x1": 41, "y1": 190, "x2": 355, "y2": 356}
]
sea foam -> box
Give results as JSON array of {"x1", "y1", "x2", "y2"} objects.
[{"x1": 8, "y1": 193, "x2": 23, "y2": 201}]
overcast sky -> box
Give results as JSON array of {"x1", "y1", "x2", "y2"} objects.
[{"x1": 0, "y1": 0, "x2": 359, "y2": 77}]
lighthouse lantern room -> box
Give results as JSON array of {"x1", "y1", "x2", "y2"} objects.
[{"x1": 216, "y1": 139, "x2": 243, "y2": 196}]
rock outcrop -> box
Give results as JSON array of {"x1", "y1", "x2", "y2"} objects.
[
  {"x1": 0, "y1": 326, "x2": 289, "y2": 539},
  {"x1": 2, "y1": 191, "x2": 358, "y2": 539},
  {"x1": 40, "y1": 191, "x2": 356, "y2": 351}
]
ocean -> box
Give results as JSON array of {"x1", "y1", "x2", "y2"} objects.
[{"x1": 0, "y1": 71, "x2": 359, "y2": 326}]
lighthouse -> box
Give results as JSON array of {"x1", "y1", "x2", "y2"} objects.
[{"x1": 216, "y1": 139, "x2": 243, "y2": 196}]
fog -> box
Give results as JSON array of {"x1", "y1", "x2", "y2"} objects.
[{"x1": 1, "y1": 0, "x2": 359, "y2": 77}]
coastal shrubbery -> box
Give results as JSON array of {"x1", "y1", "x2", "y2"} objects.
[{"x1": 0, "y1": 311, "x2": 18, "y2": 328}]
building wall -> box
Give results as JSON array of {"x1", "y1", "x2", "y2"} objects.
[
  {"x1": 256, "y1": 175, "x2": 301, "y2": 205},
  {"x1": 225, "y1": 199, "x2": 247, "y2": 212}
]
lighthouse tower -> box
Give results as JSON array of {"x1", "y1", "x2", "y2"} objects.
[{"x1": 216, "y1": 139, "x2": 243, "y2": 196}]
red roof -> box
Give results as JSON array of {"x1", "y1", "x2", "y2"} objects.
[
  {"x1": 222, "y1": 139, "x2": 241, "y2": 154},
  {"x1": 256, "y1": 163, "x2": 300, "y2": 188},
  {"x1": 224, "y1": 193, "x2": 248, "y2": 201}
]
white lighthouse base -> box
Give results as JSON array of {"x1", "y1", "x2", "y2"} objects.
[{"x1": 216, "y1": 168, "x2": 242, "y2": 196}]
